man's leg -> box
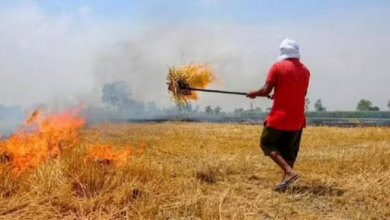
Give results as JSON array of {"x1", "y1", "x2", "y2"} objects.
[
  {"x1": 281, "y1": 161, "x2": 294, "y2": 180},
  {"x1": 279, "y1": 129, "x2": 303, "y2": 180},
  {"x1": 268, "y1": 150, "x2": 297, "y2": 181},
  {"x1": 286, "y1": 160, "x2": 295, "y2": 169},
  {"x1": 260, "y1": 125, "x2": 298, "y2": 182},
  {"x1": 286, "y1": 129, "x2": 303, "y2": 169}
]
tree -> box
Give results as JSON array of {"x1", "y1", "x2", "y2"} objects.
[
  {"x1": 254, "y1": 107, "x2": 262, "y2": 113},
  {"x1": 368, "y1": 106, "x2": 380, "y2": 111},
  {"x1": 205, "y1": 106, "x2": 213, "y2": 114},
  {"x1": 234, "y1": 108, "x2": 244, "y2": 114},
  {"x1": 305, "y1": 98, "x2": 310, "y2": 111},
  {"x1": 314, "y1": 99, "x2": 326, "y2": 112},
  {"x1": 214, "y1": 106, "x2": 222, "y2": 114},
  {"x1": 102, "y1": 81, "x2": 132, "y2": 108},
  {"x1": 388, "y1": 100, "x2": 390, "y2": 111},
  {"x1": 183, "y1": 102, "x2": 193, "y2": 114},
  {"x1": 101, "y1": 81, "x2": 145, "y2": 113},
  {"x1": 356, "y1": 99, "x2": 373, "y2": 111}
]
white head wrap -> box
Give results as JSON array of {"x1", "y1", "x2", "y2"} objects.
[{"x1": 277, "y1": 37, "x2": 300, "y2": 61}]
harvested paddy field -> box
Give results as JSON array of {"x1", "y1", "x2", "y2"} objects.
[{"x1": 1, "y1": 122, "x2": 389, "y2": 220}]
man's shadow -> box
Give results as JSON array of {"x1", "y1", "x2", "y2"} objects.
[{"x1": 276, "y1": 183, "x2": 346, "y2": 196}]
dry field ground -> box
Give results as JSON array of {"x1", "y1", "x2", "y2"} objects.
[{"x1": 1, "y1": 122, "x2": 390, "y2": 220}]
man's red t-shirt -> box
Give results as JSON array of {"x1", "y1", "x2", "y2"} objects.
[{"x1": 265, "y1": 58, "x2": 310, "y2": 131}]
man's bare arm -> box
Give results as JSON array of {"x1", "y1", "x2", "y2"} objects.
[
  {"x1": 257, "y1": 82, "x2": 274, "y2": 96},
  {"x1": 246, "y1": 82, "x2": 274, "y2": 99}
]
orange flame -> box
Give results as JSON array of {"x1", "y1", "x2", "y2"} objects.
[
  {"x1": 85, "y1": 142, "x2": 145, "y2": 167},
  {"x1": 0, "y1": 107, "x2": 85, "y2": 176},
  {"x1": 137, "y1": 141, "x2": 146, "y2": 154}
]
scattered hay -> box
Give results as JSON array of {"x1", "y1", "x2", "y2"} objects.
[
  {"x1": 0, "y1": 123, "x2": 389, "y2": 219},
  {"x1": 167, "y1": 63, "x2": 218, "y2": 105},
  {"x1": 195, "y1": 164, "x2": 221, "y2": 184}
]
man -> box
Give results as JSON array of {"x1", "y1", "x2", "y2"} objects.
[{"x1": 246, "y1": 37, "x2": 310, "y2": 191}]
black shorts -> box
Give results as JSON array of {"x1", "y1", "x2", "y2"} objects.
[{"x1": 260, "y1": 121, "x2": 303, "y2": 162}]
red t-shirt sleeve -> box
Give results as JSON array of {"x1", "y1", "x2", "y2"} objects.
[{"x1": 266, "y1": 63, "x2": 278, "y2": 84}]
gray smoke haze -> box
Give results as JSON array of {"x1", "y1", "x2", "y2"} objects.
[
  {"x1": 92, "y1": 17, "x2": 390, "y2": 112},
  {"x1": 0, "y1": 1, "x2": 389, "y2": 133}
]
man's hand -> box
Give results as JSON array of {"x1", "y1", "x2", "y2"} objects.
[{"x1": 246, "y1": 90, "x2": 258, "y2": 99}]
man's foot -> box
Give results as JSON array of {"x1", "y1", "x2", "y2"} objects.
[
  {"x1": 274, "y1": 174, "x2": 300, "y2": 192},
  {"x1": 283, "y1": 171, "x2": 297, "y2": 182}
]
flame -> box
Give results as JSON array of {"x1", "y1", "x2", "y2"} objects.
[
  {"x1": 85, "y1": 142, "x2": 145, "y2": 166},
  {"x1": 0, "y1": 105, "x2": 146, "y2": 176},
  {"x1": 137, "y1": 141, "x2": 146, "y2": 154},
  {"x1": 0, "y1": 107, "x2": 85, "y2": 176}
]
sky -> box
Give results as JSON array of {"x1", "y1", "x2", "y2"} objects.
[{"x1": 0, "y1": 0, "x2": 389, "y2": 112}]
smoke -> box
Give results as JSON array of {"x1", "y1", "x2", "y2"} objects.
[
  {"x1": 0, "y1": 105, "x2": 26, "y2": 138},
  {"x1": 0, "y1": 1, "x2": 389, "y2": 132},
  {"x1": 0, "y1": 2, "x2": 121, "y2": 134},
  {"x1": 92, "y1": 18, "x2": 390, "y2": 112},
  {"x1": 0, "y1": 2, "x2": 123, "y2": 109}
]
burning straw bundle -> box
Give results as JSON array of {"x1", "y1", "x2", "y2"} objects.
[{"x1": 167, "y1": 63, "x2": 218, "y2": 104}]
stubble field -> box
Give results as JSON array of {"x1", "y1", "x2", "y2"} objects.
[{"x1": 1, "y1": 122, "x2": 389, "y2": 220}]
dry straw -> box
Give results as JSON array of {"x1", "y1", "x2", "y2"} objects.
[
  {"x1": 167, "y1": 63, "x2": 218, "y2": 105},
  {"x1": 1, "y1": 123, "x2": 389, "y2": 219}
]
